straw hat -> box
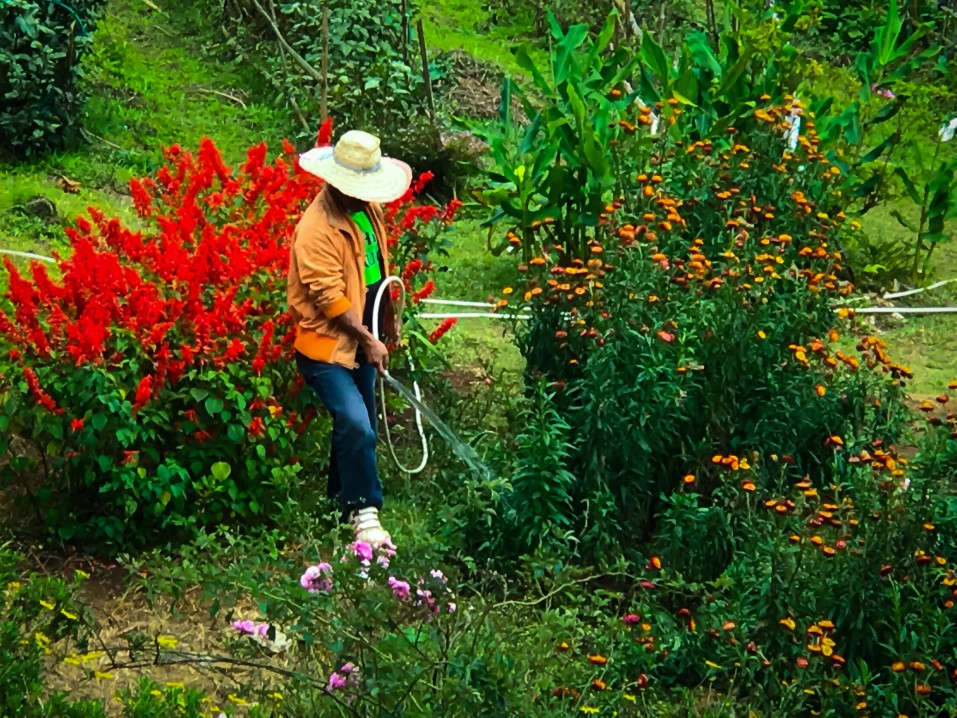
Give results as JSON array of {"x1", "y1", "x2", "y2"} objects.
[{"x1": 298, "y1": 130, "x2": 413, "y2": 203}]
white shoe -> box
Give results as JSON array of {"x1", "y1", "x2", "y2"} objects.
[{"x1": 351, "y1": 507, "x2": 392, "y2": 548}]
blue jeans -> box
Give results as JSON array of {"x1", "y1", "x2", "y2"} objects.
[{"x1": 296, "y1": 351, "x2": 382, "y2": 513}]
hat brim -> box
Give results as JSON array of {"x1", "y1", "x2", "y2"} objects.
[{"x1": 299, "y1": 147, "x2": 413, "y2": 204}]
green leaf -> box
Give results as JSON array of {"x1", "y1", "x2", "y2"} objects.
[
  {"x1": 585, "y1": 11, "x2": 617, "y2": 70},
  {"x1": 498, "y1": 76, "x2": 512, "y2": 128},
  {"x1": 687, "y1": 32, "x2": 722, "y2": 77},
  {"x1": 205, "y1": 397, "x2": 224, "y2": 416},
  {"x1": 893, "y1": 167, "x2": 923, "y2": 205},
  {"x1": 890, "y1": 209, "x2": 919, "y2": 233},
  {"x1": 211, "y1": 462, "x2": 231, "y2": 481},
  {"x1": 860, "y1": 131, "x2": 900, "y2": 164},
  {"x1": 553, "y1": 23, "x2": 589, "y2": 83},
  {"x1": 641, "y1": 32, "x2": 671, "y2": 89},
  {"x1": 190, "y1": 388, "x2": 209, "y2": 402},
  {"x1": 92, "y1": 414, "x2": 107, "y2": 432}
]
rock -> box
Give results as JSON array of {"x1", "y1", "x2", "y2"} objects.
[{"x1": 18, "y1": 195, "x2": 58, "y2": 220}]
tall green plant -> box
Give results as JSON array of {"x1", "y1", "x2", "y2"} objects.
[
  {"x1": 470, "y1": 12, "x2": 641, "y2": 263},
  {"x1": 811, "y1": 0, "x2": 951, "y2": 283}
]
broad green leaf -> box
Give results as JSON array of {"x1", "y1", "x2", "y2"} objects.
[
  {"x1": 554, "y1": 23, "x2": 589, "y2": 84},
  {"x1": 514, "y1": 47, "x2": 551, "y2": 97},
  {"x1": 498, "y1": 76, "x2": 512, "y2": 127},
  {"x1": 893, "y1": 167, "x2": 923, "y2": 205},
  {"x1": 585, "y1": 11, "x2": 617, "y2": 71},
  {"x1": 687, "y1": 32, "x2": 722, "y2": 77},
  {"x1": 860, "y1": 131, "x2": 900, "y2": 163},
  {"x1": 641, "y1": 32, "x2": 671, "y2": 88},
  {"x1": 211, "y1": 461, "x2": 231, "y2": 481}
]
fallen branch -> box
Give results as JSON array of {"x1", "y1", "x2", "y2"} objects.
[{"x1": 188, "y1": 87, "x2": 248, "y2": 107}]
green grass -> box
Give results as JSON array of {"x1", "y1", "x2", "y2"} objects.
[
  {"x1": 422, "y1": 0, "x2": 546, "y2": 75},
  {"x1": 0, "y1": 0, "x2": 290, "y2": 256}
]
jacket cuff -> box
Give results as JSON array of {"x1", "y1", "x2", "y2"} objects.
[{"x1": 323, "y1": 295, "x2": 352, "y2": 319}]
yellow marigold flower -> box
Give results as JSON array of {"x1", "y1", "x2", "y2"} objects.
[
  {"x1": 624, "y1": 694, "x2": 637, "y2": 703},
  {"x1": 779, "y1": 617, "x2": 796, "y2": 631},
  {"x1": 581, "y1": 708, "x2": 600, "y2": 715},
  {"x1": 64, "y1": 654, "x2": 81, "y2": 667},
  {"x1": 757, "y1": 330, "x2": 767, "y2": 339},
  {"x1": 39, "y1": 600, "x2": 55, "y2": 611},
  {"x1": 60, "y1": 609, "x2": 78, "y2": 621},
  {"x1": 157, "y1": 636, "x2": 178, "y2": 649},
  {"x1": 95, "y1": 671, "x2": 114, "y2": 681},
  {"x1": 227, "y1": 694, "x2": 249, "y2": 706},
  {"x1": 74, "y1": 569, "x2": 91, "y2": 580},
  {"x1": 268, "y1": 692, "x2": 284, "y2": 702},
  {"x1": 705, "y1": 660, "x2": 723, "y2": 669},
  {"x1": 165, "y1": 681, "x2": 185, "y2": 689}
]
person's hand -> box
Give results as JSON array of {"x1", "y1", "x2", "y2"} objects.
[{"x1": 363, "y1": 337, "x2": 390, "y2": 375}]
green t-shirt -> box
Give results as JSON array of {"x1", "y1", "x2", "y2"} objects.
[
  {"x1": 353, "y1": 210, "x2": 384, "y2": 334},
  {"x1": 353, "y1": 210, "x2": 383, "y2": 286}
]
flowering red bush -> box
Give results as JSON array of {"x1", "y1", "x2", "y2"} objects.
[{"x1": 0, "y1": 130, "x2": 459, "y2": 548}]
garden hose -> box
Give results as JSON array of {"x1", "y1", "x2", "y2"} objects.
[{"x1": 371, "y1": 276, "x2": 430, "y2": 475}]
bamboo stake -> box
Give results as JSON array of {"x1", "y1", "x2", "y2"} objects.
[
  {"x1": 416, "y1": 18, "x2": 435, "y2": 120},
  {"x1": 321, "y1": 6, "x2": 329, "y2": 123}
]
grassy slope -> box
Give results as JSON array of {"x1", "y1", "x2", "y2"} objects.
[
  {"x1": 0, "y1": 0, "x2": 288, "y2": 256},
  {"x1": 0, "y1": 0, "x2": 953, "y2": 395}
]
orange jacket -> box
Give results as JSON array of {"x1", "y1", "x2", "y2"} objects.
[{"x1": 287, "y1": 188, "x2": 391, "y2": 368}]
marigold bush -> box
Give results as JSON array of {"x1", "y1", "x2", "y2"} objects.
[
  {"x1": 486, "y1": 92, "x2": 915, "y2": 561},
  {"x1": 0, "y1": 127, "x2": 459, "y2": 549}
]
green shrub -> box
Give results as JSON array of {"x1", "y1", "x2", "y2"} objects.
[{"x1": 0, "y1": 0, "x2": 102, "y2": 158}]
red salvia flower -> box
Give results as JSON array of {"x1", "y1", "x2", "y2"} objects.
[
  {"x1": 71, "y1": 418, "x2": 84, "y2": 432},
  {"x1": 133, "y1": 375, "x2": 153, "y2": 410},
  {"x1": 428, "y1": 318, "x2": 457, "y2": 344},
  {"x1": 316, "y1": 117, "x2": 334, "y2": 147}
]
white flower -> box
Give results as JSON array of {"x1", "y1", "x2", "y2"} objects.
[{"x1": 940, "y1": 117, "x2": 957, "y2": 142}]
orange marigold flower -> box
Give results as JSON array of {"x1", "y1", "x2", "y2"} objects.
[
  {"x1": 915, "y1": 683, "x2": 931, "y2": 695},
  {"x1": 650, "y1": 556, "x2": 662, "y2": 570},
  {"x1": 816, "y1": 385, "x2": 827, "y2": 397},
  {"x1": 682, "y1": 474, "x2": 696, "y2": 485},
  {"x1": 742, "y1": 481, "x2": 756, "y2": 492},
  {"x1": 891, "y1": 661, "x2": 906, "y2": 673},
  {"x1": 589, "y1": 654, "x2": 608, "y2": 665}
]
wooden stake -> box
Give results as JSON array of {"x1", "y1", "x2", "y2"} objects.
[
  {"x1": 416, "y1": 18, "x2": 435, "y2": 120},
  {"x1": 401, "y1": 0, "x2": 410, "y2": 65},
  {"x1": 321, "y1": 6, "x2": 329, "y2": 123}
]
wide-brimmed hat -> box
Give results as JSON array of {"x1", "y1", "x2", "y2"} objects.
[{"x1": 298, "y1": 130, "x2": 412, "y2": 204}]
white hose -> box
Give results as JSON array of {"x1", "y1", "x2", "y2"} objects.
[
  {"x1": 372, "y1": 276, "x2": 429, "y2": 474},
  {"x1": 0, "y1": 249, "x2": 57, "y2": 263}
]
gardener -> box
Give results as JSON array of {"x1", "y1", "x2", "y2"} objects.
[{"x1": 287, "y1": 130, "x2": 412, "y2": 547}]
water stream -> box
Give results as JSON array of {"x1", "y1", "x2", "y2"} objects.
[{"x1": 383, "y1": 373, "x2": 497, "y2": 484}]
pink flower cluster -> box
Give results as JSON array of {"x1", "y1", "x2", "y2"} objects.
[
  {"x1": 388, "y1": 567, "x2": 456, "y2": 615},
  {"x1": 300, "y1": 562, "x2": 334, "y2": 593},
  {"x1": 327, "y1": 662, "x2": 359, "y2": 692},
  {"x1": 231, "y1": 619, "x2": 269, "y2": 637}
]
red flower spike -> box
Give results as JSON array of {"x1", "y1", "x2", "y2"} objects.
[{"x1": 316, "y1": 118, "x2": 334, "y2": 147}]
